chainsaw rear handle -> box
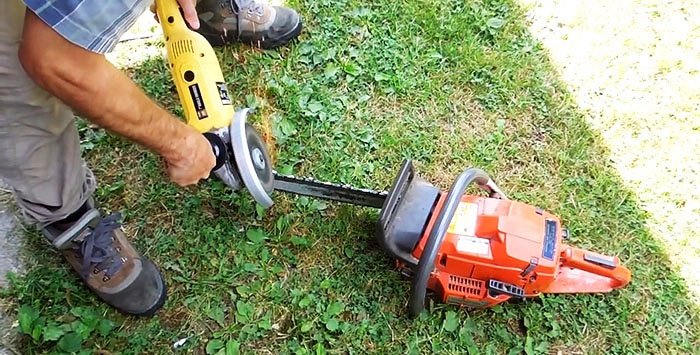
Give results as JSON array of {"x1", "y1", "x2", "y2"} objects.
[
  {"x1": 408, "y1": 167, "x2": 494, "y2": 318},
  {"x1": 560, "y1": 245, "x2": 632, "y2": 288}
]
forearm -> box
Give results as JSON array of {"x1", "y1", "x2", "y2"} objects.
[
  {"x1": 32, "y1": 53, "x2": 190, "y2": 159},
  {"x1": 18, "y1": 11, "x2": 194, "y2": 161}
]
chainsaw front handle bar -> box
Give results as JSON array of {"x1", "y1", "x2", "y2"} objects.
[{"x1": 408, "y1": 168, "x2": 498, "y2": 318}]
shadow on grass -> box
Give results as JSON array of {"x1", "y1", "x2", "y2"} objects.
[{"x1": 3, "y1": 0, "x2": 699, "y2": 354}]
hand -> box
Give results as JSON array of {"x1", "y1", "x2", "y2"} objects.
[
  {"x1": 164, "y1": 131, "x2": 216, "y2": 186},
  {"x1": 150, "y1": 0, "x2": 200, "y2": 30}
]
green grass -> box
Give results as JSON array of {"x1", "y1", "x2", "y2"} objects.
[{"x1": 3, "y1": 0, "x2": 700, "y2": 353}]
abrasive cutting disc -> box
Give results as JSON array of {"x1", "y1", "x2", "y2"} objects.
[{"x1": 230, "y1": 109, "x2": 274, "y2": 208}]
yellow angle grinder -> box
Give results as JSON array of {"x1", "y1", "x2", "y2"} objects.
[{"x1": 155, "y1": 0, "x2": 275, "y2": 207}]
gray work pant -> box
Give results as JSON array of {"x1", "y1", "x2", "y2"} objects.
[{"x1": 0, "y1": 0, "x2": 96, "y2": 227}]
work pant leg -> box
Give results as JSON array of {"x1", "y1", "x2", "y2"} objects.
[{"x1": 0, "y1": 0, "x2": 96, "y2": 230}]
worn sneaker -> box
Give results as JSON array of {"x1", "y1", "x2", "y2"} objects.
[
  {"x1": 195, "y1": 0, "x2": 302, "y2": 49},
  {"x1": 43, "y1": 206, "x2": 166, "y2": 317}
]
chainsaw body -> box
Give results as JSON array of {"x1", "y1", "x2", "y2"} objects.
[{"x1": 377, "y1": 160, "x2": 631, "y2": 316}]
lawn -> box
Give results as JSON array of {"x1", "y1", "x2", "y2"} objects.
[{"x1": 3, "y1": 0, "x2": 699, "y2": 354}]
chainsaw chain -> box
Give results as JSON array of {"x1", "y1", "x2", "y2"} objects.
[
  {"x1": 273, "y1": 171, "x2": 389, "y2": 195},
  {"x1": 272, "y1": 171, "x2": 388, "y2": 208}
]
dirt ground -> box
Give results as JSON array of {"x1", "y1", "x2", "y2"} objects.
[{"x1": 0, "y1": 183, "x2": 23, "y2": 355}]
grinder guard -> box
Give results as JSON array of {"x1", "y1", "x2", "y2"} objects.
[{"x1": 229, "y1": 109, "x2": 275, "y2": 208}]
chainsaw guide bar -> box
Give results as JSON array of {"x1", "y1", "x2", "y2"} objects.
[{"x1": 272, "y1": 172, "x2": 388, "y2": 208}]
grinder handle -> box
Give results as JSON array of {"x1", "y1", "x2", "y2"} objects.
[
  {"x1": 407, "y1": 168, "x2": 492, "y2": 318},
  {"x1": 155, "y1": 0, "x2": 235, "y2": 133},
  {"x1": 202, "y1": 132, "x2": 228, "y2": 172}
]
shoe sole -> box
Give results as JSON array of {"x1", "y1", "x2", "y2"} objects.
[{"x1": 196, "y1": 18, "x2": 303, "y2": 50}]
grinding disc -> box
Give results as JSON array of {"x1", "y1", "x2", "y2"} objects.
[{"x1": 230, "y1": 108, "x2": 274, "y2": 208}]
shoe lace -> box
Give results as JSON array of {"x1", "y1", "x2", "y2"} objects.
[
  {"x1": 79, "y1": 213, "x2": 125, "y2": 280},
  {"x1": 232, "y1": 0, "x2": 264, "y2": 17}
]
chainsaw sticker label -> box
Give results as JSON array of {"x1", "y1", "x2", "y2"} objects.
[
  {"x1": 542, "y1": 219, "x2": 557, "y2": 261},
  {"x1": 188, "y1": 83, "x2": 208, "y2": 119},
  {"x1": 448, "y1": 202, "x2": 478, "y2": 236},
  {"x1": 456, "y1": 236, "x2": 490, "y2": 256}
]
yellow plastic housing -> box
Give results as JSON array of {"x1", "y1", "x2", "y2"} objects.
[{"x1": 156, "y1": 0, "x2": 234, "y2": 133}]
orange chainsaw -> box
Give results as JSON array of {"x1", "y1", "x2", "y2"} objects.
[
  {"x1": 275, "y1": 160, "x2": 632, "y2": 317},
  {"x1": 156, "y1": 0, "x2": 631, "y2": 317}
]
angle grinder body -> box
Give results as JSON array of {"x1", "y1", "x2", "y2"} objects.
[{"x1": 156, "y1": 0, "x2": 275, "y2": 207}]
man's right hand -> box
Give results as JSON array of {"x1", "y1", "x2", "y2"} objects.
[{"x1": 163, "y1": 130, "x2": 216, "y2": 187}]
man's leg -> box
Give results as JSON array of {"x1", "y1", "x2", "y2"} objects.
[
  {"x1": 195, "y1": 0, "x2": 303, "y2": 50},
  {"x1": 0, "y1": 1, "x2": 94, "y2": 226},
  {"x1": 0, "y1": 0, "x2": 166, "y2": 316}
]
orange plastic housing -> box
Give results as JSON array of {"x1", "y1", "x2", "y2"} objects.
[{"x1": 409, "y1": 195, "x2": 631, "y2": 308}]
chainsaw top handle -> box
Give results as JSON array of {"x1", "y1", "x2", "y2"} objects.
[{"x1": 407, "y1": 167, "x2": 493, "y2": 318}]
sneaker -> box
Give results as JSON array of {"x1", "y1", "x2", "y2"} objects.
[
  {"x1": 195, "y1": 0, "x2": 302, "y2": 49},
  {"x1": 43, "y1": 204, "x2": 166, "y2": 316}
]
